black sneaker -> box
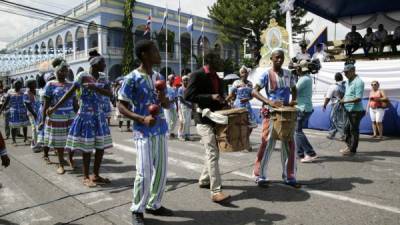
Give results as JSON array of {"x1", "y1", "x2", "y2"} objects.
[
  {"x1": 131, "y1": 212, "x2": 144, "y2": 225},
  {"x1": 145, "y1": 206, "x2": 173, "y2": 216},
  {"x1": 199, "y1": 183, "x2": 210, "y2": 189}
]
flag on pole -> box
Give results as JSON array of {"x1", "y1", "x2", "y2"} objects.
[
  {"x1": 186, "y1": 17, "x2": 194, "y2": 32},
  {"x1": 160, "y1": 9, "x2": 168, "y2": 31},
  {"x1": 144, "y1": 14, "x2": 152, "y2": 36}
]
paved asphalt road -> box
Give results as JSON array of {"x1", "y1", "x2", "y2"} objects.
[{"x1": 0, "y1": 119, "x2": 400, "y2": 225}]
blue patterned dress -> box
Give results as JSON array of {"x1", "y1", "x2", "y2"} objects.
[
  {"x1": 8, "y1": 89, "x2": 29, "y2": 128},
  {"x1": 43, "y1": 80, "x2": 76, "y2": 149},
  {"x1": 66, "y1": 72, "x2": 113, "y2": 152},
  {"x1": 231, "y1": 79, "x2": 257, "y2": 128}
]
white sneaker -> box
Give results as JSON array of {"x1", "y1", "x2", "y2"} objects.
[{"x1": 300, "y1": 155, "x2": 317, "y2": 163}]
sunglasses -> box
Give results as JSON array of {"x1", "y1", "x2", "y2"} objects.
[{"x1": 371, "y1": 83, "x2": 378, "y2": 86}]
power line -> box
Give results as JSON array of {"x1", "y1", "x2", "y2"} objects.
[{"x1": 0, "y1": 0, "x2": 113, "y2": 31}]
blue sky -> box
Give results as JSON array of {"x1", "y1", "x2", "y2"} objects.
[{"x1": 0, "y1": 0, "x2": 347, "y2": 49}]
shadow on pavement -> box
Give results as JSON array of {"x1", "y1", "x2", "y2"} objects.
[
  {"x1": 0, "y1": 219, "x2": 19, "y2": 225},
  {"x1": 224, "y1": 184, "x2": 311, "y2": 203},
  {"x1": 145, "y1": 207, "x2": 285, "y2": 225},
  {"x1": 317, "y1": 155, "x2": 384, "y2": 163},
  {"x1": 303, "y1": 177, "x2": 373, "y2": 191},
  {"x1": 358, "y1": 150, "x2": 400, "y2": 158}
]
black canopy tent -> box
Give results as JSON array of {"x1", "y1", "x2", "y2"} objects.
[{"x1": 295, "y1": 0, "x2": 400, "y2": 23}]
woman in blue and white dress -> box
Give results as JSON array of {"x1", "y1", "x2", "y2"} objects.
[
  {"x1": 0, "y1": 80, "x2": 34, "y2": 145},
  {"x1": 226, "y1": 66, "x2": 257, "y2": 150},
  {"x1": 47, "y1": 51, "x2": 112, "y2": 187}
]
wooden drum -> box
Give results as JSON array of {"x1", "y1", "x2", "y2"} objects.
[
  {"x1": 215, "y1": 108, "x2": 250, "y2": 152},
  {"x1": 271, "y1": 106, "x2": 297, "y2": 140}
]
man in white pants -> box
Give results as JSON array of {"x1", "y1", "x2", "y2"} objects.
[
  {"x1": 178, "y1": 76, "x2": 192, "y2": 141},
  {"x1": 164, "y1": 74, "x2": 178, "y2": 139},
  {"x1": 117, "y1": 40, "x2": 173, "y2": 225}
]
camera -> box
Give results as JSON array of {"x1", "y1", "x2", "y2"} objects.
[{"x1": 289, "y1": 58, "x2": 321, "y2": 74}]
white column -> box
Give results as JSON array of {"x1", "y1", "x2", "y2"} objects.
[
  {"x1": 97, "y1": 28, "x2": 108, "y2": 55},
  {"x1": 73, "y1": 39, "x2": 77, "y2": 60},
  {"x1": 84, "y1": 36, "x2": 89, "y2": 57}
]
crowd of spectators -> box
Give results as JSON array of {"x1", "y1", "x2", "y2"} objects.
[{"x1": 345, "y1": 24, "x2": 400, "y2": 57}]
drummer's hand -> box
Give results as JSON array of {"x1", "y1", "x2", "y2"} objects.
[
  {"x1": 288, "y1": 100, "x2": 297, "y2": 106},
  {"x1": 211, "y1": 94, "x2": 224, "y2": 103},
  {"x1": 240, "y1": 98, "x2": 250, "y2": 103},
  {"x1": 270, "y1": 100, "x2": 283, "y2": 108}
]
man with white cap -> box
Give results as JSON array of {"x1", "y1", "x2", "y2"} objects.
[
  {"x1": 164, "y1": 74, "x2": 178, "y2": 139},
  {"x1": 177, "y1": 75, "x2": 192, "y2": 141},
  {"x1": 251, "y1": 48, "x2": 301, "y2": 188},
  {"x1": 339, "y1": 64, "x2": 365, "y2": 156}
]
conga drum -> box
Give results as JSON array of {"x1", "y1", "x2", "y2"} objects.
[
  {"x1": 270, "y1": 106, "x2": 297, "y2": 140},
  {"x1": 215, "y1": 108, "x2": 250, "y2": 152}
]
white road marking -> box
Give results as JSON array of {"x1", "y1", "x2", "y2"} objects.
[
  {"x1": 113, "y1": 142, "x2": 400, "y2": 215},
  {"x1": 307, "y1": 190, "x2": 400, "y2": 214}
]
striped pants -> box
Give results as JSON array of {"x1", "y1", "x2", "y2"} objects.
[
  {"x1": 178, "y1": 104, "x2": 192, "y2": 138},
  {"x1": 28, "y1": 115, "x2": 39, "y2": 149},
  {"x1": 164, "y1": 108, "x2": 177, "y2": 135},
  {"x1": 253, "y1": 117, "x2": 297, "y2": 182},
  {"x1": 130, "y1": 135, "x2": 168, "y2": 213}
]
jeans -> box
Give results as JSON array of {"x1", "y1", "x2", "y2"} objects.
[
  {"x1": 328, "y1": 103, "x2": 346, "y2": 138},
  {"x1": 344, "y1": 111, "x2": 365, "y2": 153},
  {"x1": 295, "y1": 111, "x2": 316, "y2": 158}
]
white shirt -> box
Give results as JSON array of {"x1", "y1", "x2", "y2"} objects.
[
  {"x1": 374, "y1": 30, "x2": 388, "y2": 42},
  {"x1": 312, "y1": 51, "x2": 328, "y2": 62},
  {"x1": 325, "y1": 82, "x2": 345, "y2": 103},
  {"x1": 296, "y1": 52, "x2": 311, "y2": 61}
]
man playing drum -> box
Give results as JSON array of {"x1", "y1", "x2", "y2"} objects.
[{"x1": 252, "y1": 49, "x2": 301, "y2": 188}]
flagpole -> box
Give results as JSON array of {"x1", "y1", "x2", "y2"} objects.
[
  {"x1": 165, "y1": 2, "x2": 168, "y2": 77},
  {"x1": 202, "y1": 22, "x2": 205, "y2": 66},
  {"x1": 178, "y1": 0, "x2": 181, "y2": 76},
  {"x1": 190, "y1": 31, "x2": 193, "y2": 72},
  {"x1": 150, "y1": 10, "x2": 152, "y2": 40}
]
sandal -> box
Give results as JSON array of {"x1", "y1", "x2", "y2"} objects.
[
  {"x1": 91, "y1": 176, "x2": 111, "y2": 184},
  {"x1": 83, "y1": 178, "x2": 97, "y2": 188}
]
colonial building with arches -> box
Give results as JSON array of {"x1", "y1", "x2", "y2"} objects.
[{"x1": 5, "y1": 0, "x2": 240, "y2": 83}]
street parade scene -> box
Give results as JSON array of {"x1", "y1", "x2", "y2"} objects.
[{"x1": 0, "y1": 0, "x2": 400, "y2": 224}]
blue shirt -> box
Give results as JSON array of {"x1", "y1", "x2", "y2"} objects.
[
  {"x1": 73, "y1": 71, "x2": 110, "y2": 116},
  {"x1": 118, "y1": 69, "x2": 168, "y2": 139},
  {"x1": 344, "y1": 75, "x2": 364, "y2": 112},
  {"x1": 177, "y1": 86, "x2": 192, "y2": 107},
  {"x1": 257, "y1": 68, "x2": 296, "y2": 105},
  {"x1": 166, "y1": 84, "x2": 178, "y2": 110},
  {"x1": 43, "y1": 80, "x2": 75, "y2": 120},
  {"x1": 231, "y1": 79, "x2": 253, "y2": 108},
  {"x1": 296, "y1": 74, "x2": 313, "y2": 112}
]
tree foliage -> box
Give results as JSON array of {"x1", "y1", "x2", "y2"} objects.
[
  {"x1": 208, "y1": 0, "x2": 312, "y2": 63},
  {"x1": 122, "y1": 0, "x2": 136, "y2": 75}
]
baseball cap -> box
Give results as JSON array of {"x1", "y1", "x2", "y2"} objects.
[{"x1": 343, "y1": 64, "x2": 355, "y2": 72}]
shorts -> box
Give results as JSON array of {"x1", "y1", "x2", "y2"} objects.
[{"x1": 369, "y1": 108, "x2": 385, "y2": 122}]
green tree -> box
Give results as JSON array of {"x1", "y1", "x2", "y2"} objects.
[
  {"x1": 208, "y1": 0, "x2": 312, "y2": 63},
  {"x1": 122, "y1": 0, "x2": 136, "y2": 75}
]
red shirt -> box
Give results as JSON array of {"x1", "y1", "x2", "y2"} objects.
[{"x1": 203, "y1": 66, "x2": 220, "y2": 93}]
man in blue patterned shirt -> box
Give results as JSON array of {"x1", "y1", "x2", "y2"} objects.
[{"x1": 117, "y1": 40, "x2": 173, "y2": 225}]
